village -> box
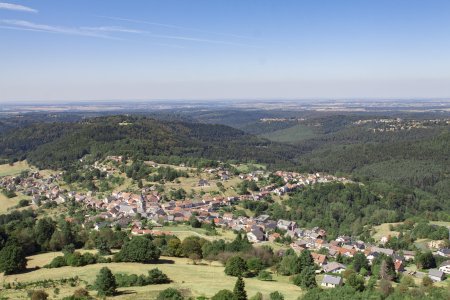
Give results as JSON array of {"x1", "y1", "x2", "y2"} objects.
[{"x1": 1, "y1": 158, "x2": 449, "y2": 290}]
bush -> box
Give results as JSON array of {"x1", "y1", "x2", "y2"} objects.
[
  {"x1": 157, "y1": 288, "x2": 184, "y2": 300},
  {"x1": 31, "y1": 290, "x2": 49, "y2": 300},
  {"x1": 225, "y1": 256, "x2": 249, "y2": 277},
  {"x1": 270, "y1": 291, "x2": 284, "y2": 300},
  {"x1": 115, "y1": 268, "x2": 170, "y2": 287},
  {"x1": 0, "y1": 244, "x2": 27, "y2": 274},
  {"x1": 257, "y1": 270, "x2": 273, "y2": 281},
  {"x1": 45, "y1": 256, "x2": 67, "y2": 268},
  {"x1": 211, "y1": 289, "x2": 234, "y2": 300},
  {"x1": 95, "y1": 267, "x2": 117, "y2": 296},
  {"x1": 115, "y1": 236, "x2": 161, "y2": 263}
]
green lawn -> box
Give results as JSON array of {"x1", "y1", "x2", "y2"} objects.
[
  {"x1": 1, "y1": 253, "x2": 304, "y2": 300},
  {"x1": 259, "y1": 124, "x2": 317, "y2": 143},
  {"x1": 160, "y1": 225, "x2": 237, "y2": 242},
  {"x1": 0, "y1": 193, "x2": 24, "y2": 213},
  {"x1": 0, "y1": 161, "x2": 32, "y2": 177}
]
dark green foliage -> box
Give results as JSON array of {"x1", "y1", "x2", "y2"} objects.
[
  {"x1": 297, "y1": 250, "x2": 315, "y2": 271},
  {"x1": 246, "y1": 257, "x2": 264, "y2": 274},
  {"x1": 34, "y1": 218, "x2": 56, "y2": 251},
  {"x1": 157, "y1": 288, "x2": 184, "y2": 300},
  {"x1": 115, "y1": 236, "x2": 161, "y2": 263},
  {"x1": 115, "y1": 268, "x2": 170, "y2": 287},
  {"x1": 277, "y1": 254, "x2": 299, "y2": 276},
  {"x1": 233, "y1": 276, "x2": 247, "y2": 300},
  {"x1": 269, "y1": 291, "x2": 284, "y2": 300},
  {"x1": 44, "y1": 251, "x2": 102, "y2": 268},
  {"x1": 226, "y1": 233, "x2": 252, "y2": 253},
  {"x1": 2, "y1": 189, "x2": 17, "y2": 198},
  {"x1": 211, "y1": 289, "x2": 235, "y2": 300},
  {"x1": 379, "y1": 256, "x2": 396, "y2": 281},
  {"x1": 45, "y1": 256, "x2": 67, "y2": 268},
  {"x1": 411, "y1": 222, "x2": 449, "y2": 240},
  {"x1": 274, "y1": 183, "x2": 404, "y2": 237},
  {"x1": 180, "y1": 236, "x2": 204, "y2": 259},
  {"x1": 292, "y1": 266, "x2": 317, "y2": 289},
  {"x1": 225, "y1": 256, "x2": 249, "y2": 277},
  {"x1": 353, "y1": 253, "x2": 370, "y2": 274},
  {"x1": 189, "y1": 215, "x2": 202, "y2": 228},
  {"x1": 0, "y1": 116, "x2": 297, "y2": 170},
  {"x1": 17, "y1": 199, "x2": 30, "y2": 207},
  {"x1": 0, "y1": 244, "x2": 27, "y2": 274},
  {"x1": 95, "y1": 267, "x2": 117, "y2": 296},
  {"x1": 148, "y1": 166, "x2": 188, "y2": 182},
  {"x1": 347, "y1": 273, "x2": 365, "y2": 292},
  {"x1": 257, "y1": 270, "x2": 272, "y2": 281},
  {"x1": 415, "y1": 251, "x2": 436, "y2": 269},
  {"x1": 302, "y1": 286, "x2": 379, "y2": 300}
]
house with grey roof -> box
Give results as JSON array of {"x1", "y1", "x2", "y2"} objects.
[
  {"x1": 428, "y1": 269, "x2": 445, "y2": 282},
  {"x1": 322, "y1": 262, "x2": 347, "y2": 274},
  {"x1": 321, "y1": 275, "x2": 343, "y2": 288},
  {"x1": 438, "y1": 260, "x2": 450, "y2": 274}
]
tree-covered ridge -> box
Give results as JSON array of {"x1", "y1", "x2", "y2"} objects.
[
  {"x1": 269, "y1": 182, "x2": 449, "y2": 238},
  {"x1": 0, "y1": 116, "x2": 298, "y2": 169}
]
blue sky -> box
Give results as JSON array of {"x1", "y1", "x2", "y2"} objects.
[{"x1": 1, "y1": 0, "x2": 450, "y2": 102}]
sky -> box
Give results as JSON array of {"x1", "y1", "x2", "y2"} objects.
[{"x1": 1, "y1": 0, "x2": 450, "y2": 102}]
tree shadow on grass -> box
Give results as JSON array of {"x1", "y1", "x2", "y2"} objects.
[
  {"x1": 154, "y1": 258, "x2": 175, "y2": 264},
  {"x1": 115, "y1": 290, "x2": 137, "y2": 296}
]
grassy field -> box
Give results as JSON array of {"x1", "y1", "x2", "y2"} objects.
[
  {"x1": 259, "y1": 124, "x2": 317, "y2": 144},
  {"x1": 0, "y1": 193, "x2": 24, "y2": 213},
  {"x1": 0, "y1": 161, "x2": 32, "y2": 177},
  {"x1": 0, "y1": 253, "x2": 304, "y2": 300},
  {"x1": 371, "y1": 222, "x2": 402, "y2": 241},
  {"x1": 160, "y1": 225, "x2": 237, "y2": 242}
]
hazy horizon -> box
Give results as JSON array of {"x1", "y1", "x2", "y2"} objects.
[{"x1": 1, "y1": 0, "x2": 450, "y2": 102}]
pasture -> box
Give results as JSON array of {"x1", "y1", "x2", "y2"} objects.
[{"x1": 0, "y1": 253, "x2": 304, "y2": 300}]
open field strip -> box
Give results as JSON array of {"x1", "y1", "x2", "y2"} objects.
[{"x1": 0, "y1": 253, "x2": 303, "y2": 300}]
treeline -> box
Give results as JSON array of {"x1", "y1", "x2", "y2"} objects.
[
  {"x1": 0, "y1": 116, "x2": 298, "y2": 170},
  {"x1": 265, "y1": 182, "x2": 448, "y2": 238}
]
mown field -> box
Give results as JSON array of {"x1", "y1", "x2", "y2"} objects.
[{"x1": 0, "y1": 252, "x2": 304, "y2": 300}]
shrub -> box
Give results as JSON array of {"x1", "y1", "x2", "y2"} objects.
[
  {"x1": 211, "y1": 289, "x2": 234, "y2": 300},
  {"x1": 115, "y1": 236, "x2": 161, "y2": 263},
  {"x1": 157, "y1": 288, "x2": 184, "y2": 300},
  {"x1": 270, "y1": 291, "x2": 284, "y2": 300},
  {"x1": 225, "y1": 256, "x2": 249, "y2": 277},
  {"x1": 45, "y1": 256, "x2": 67, "y2": 268},
  {"x1": 257, "y1": 270, "x2": 273, "y2": 281},
  {"x1": 95, "y1": 267, "x2": 117, "y2": 296},
  {"x1": 31, "y1": 290, "x2": 49, "y2": 300}
]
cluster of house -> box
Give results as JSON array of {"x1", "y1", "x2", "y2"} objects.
[
  {"x1": 353, "y1": 118, "x2": 450, "y2": 133},
  {"x1": 0, "y1": 171, "x2": 65, "y2": 205},
  {"x1": 2, "y1": 167, "x2": 448, "y2": 288},
  {"x1": 308, "y1": 236, "x2": 450, "y2": 288}
]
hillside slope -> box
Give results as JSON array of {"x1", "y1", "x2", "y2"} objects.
[{"x1": 0, "y1": 116, "x2": 298, "y2": 169}]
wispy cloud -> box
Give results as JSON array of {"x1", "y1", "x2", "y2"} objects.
[
  {"x1": 99, "y1": 16, "x2": 262, "y2": 41},
  {"x1": 0, "y1": 19, "x2": 118, "y2": 39},
  {"x1": 80, "y1": 26, "x2": 144, "y2": 34},
  {"x1": 0, "y1": 2, "x2": 38, "y2": 13},
  {"x1": 143, "y1": 32, "x2": 260, "y2": 48}
]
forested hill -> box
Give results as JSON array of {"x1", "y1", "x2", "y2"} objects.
[{"x1": 0, "y1": 116, "x2": 298, "y2": 169}]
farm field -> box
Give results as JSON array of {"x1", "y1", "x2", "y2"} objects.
[
  {"x1": 371, "y1": 222, "x2": 402, "y2": 241},
  {"x1": 259, "y1": 124, "x2": 317, "y2": 144},
  {"x1": 0, "y1": 253, "x2": 304, "y2": 300},
  {"x1": 0, "y1": 161, "x2": 32, "y2": 177},
  {"x1": 159, "y1": 225, "x2": 237, "y2": 242},
  {"x1": 0, "y1": 193, "x2": 23, "y2": 213}
]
